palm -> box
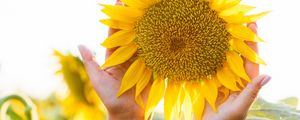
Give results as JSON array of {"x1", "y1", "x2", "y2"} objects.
[
  {"x1": 202, "y1": 23, "x2": 264, "y2": 120},
  {"x1": 79, "y1": 28, "x2": 149, "y2": 119}
]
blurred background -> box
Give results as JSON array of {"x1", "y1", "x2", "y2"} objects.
[{"x1": 0, "y1": 0, "x2": 300, "y2": 119}]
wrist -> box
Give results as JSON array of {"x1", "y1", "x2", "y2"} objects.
[{"x1": 108, "y1": 111, "x2": 144, "y2": 120}]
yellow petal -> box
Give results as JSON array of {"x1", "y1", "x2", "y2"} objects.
[
  {"x1": 183, "y1": 90, "x2": 193, "y2": 120},
  {"x1": 186, "y1": 82, "x2": 201, "y2": 107},
  {"x1": 164, "y1": 83, "x2": 178, "y2": 120},
  {"x1": 211, "y1": 0, "x2": 241, "y2": 11},
  {"x1": 220, "y1": 4, "x2": 255, "y2": 17},
  {"x1": 211, "y1": 77, "x2": 222, "y2": 88},
  {"x1": 227, "y1": 24, "x2": 264, "y2": 42},
  {"x1": 135, "y1": 95, "x2": 145, "y2": 109},
  {"x1": 145, "y1": 78, "x2": 165, "y2": 120},
  {"x1": 246, "y1": 11, "x2": 271, "y2": 22},
  {"x1": 218, "y1": 87, "x2": 230, "y2": 104},
  {"x1": 226, "y1": 51, "x2": 251, "y2": 82},
  {"x1": 200, "y1": 80, "x2": 218, "y2": 112},
  {"x1": 236, "y1": 77, "x2": 245, "y2": 88},
  {"x1": 193, "y1": 93, "x2": 205, "y2": 120},
  {"x1": 135, "y1": 68, "x2": 152, "y2": 109},
  {"x1": 223, "y1": 11, "x2": 270, "y2": 24},
  {"x1": 191, "y1": 83, "x2": 205, "y2": 120},
  {"x1": 173, "y1": 86, "x2": 185, "y2": 119},
  {"x1": 217, "y1": 62, "x2": 241, "y2": 91},
  {"x1": 101, "y1": 43, "x2": 137, "y2": 68},
  {"x1": 135, "y1": 68, "x2": 152, "y2": 98},
  {"x1": 100, "y1": 19, "x2": 134, "y2": 30},
  {"x1": 222, "y1": 13, "x2": 246, "y2": 23},
  {"x1": 186, "y1": 82, "x2": 196, "y2": 99},
  {"x1": 101, "y1": 30, "x2": 135, "y2": 48},
  {"x1": 101, "y1": 4, "x2": 144, "y2": 23},
  {"x1": 220, "y1": 0, "x2": 241, "y2": 11},
  {"x1": 186, "y1": 82, "x2": 201, "y2": 118},
  {"x1": 53, "y1": 50, "x2": 63, "y2": 57},
  {"x1": 232, "y1": 39, "x2": 266, "y2": 65},
  {"x1": 210, "y1": 0, "x2": 225, "y2": 12},
  {"x1": 116, "y1": 59, "x2": 145, "y2": 96},
  {"x1": 179, "y1": 87, "x2": 185, "y2": 106}
]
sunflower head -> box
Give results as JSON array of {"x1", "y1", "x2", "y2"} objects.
[
  {"x1": 100, "y1": 0, "x2": 269, "y2": 119},
  {"x1": 135, "y1": 0, "x2": 231, "y2": 81}
]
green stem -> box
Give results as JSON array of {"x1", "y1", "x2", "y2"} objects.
[{"x1": 0, "y1": 95, "x2": 34, "y2": 120}]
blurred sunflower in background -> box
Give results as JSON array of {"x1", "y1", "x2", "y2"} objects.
[
  {"x1": 53, "y1": 51, "x2": 106, "y2": 120},
  {"x1": 0, "y1": 51, "x2": 107, "y2": 120},
  {"x1": 100, "y1": 0, "x2": 269, "y2": 119}
]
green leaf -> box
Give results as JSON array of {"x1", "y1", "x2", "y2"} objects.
[
  {"x1": 279, "y1": 97, "x2": 298, "y2": 108},
  {"x1": 248, "y1": 97, "x2": 300, "y2": 120},
  {"x1": 6, "y1": 106, "x2": 23, "y2": 120}
]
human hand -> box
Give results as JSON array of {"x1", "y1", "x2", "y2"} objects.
[
  {"x1": 79, "y1": 45, "x2": 149, "y2": 120},
  {"x1": 202, "y1": 23, "x2": 271, "y2": 120},
  {"x1": 78, "y1": 1, "x2": 149, "y2": 120}
]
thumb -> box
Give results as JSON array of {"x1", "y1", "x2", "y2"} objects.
[{"x1": 234, "y1": 75, "x2": 271, "y2": 111}]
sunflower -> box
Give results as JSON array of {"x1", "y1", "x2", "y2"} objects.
[
  {"x1": 100, "y1": 0, "x2": 268, "y2": 119},
  {"x1": 54, "y1": 51, "x2": 106, "y2": 120}
]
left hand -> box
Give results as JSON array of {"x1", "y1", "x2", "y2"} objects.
[{"x1": 78, "y1": 1, "x2": 149, "y2": 119}]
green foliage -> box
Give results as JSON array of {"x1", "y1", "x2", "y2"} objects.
[
  {"x1": 6, "y1": 106, "x2": 23, "y2": 120},
  {"x1": 33, "y1": 95, "x2": 67, "y2": 120},
  {"x1": 279, "y1": 97, "x2": 298, "y2": 109},
  {"x1": 0, "y1": 94, "x2": 38, "y2": 120},
  {"x1": 247, "y1": 97, "x2": 300, "y2": 120}
]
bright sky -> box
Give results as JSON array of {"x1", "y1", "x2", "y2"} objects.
[{"x1": 0, "y1": 0, "x2": 299, "y2": 108}]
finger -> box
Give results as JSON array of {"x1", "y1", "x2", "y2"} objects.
[
  {"x1": 247, "y1": 22, "x2": 257, "y2": 34},
  {"x1": 105, "y1": 0, "x2": 123, "y2": 60},
  {"x1": 78, "y1": 45, "x2": 100, "y2": 80},
  {"x1": 79, "y1": 45, "x2": 121, "y2": 100},
  {"x1": 246, "y1": 23, "x2": 258, "y2": 54},
  {"x1": 244, "y1": 22, "x2": 259, "y2": 79},
  {"x1": 233, "y1": 75, "x2": 271, "y2": 111}
]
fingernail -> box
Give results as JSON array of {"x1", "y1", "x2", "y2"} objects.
[
  {"x1": 78, "y1": 45, "x2": 83, "y2": 52},
  {"x1": 260, "y1": 75, "x2": 271, "y2": 86},
  {"x1": 78, "y1": 45, "x2": 82, "y2": 49},
  {"x1": 248, "y1": 22, "x2": 257, "y2": 29},
  {"x1": 115, "y1": 1, "x2": 123, "y2": 5}
]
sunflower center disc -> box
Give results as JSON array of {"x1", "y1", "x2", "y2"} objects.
[{"x1": 134, "y1": 0, "x2": 230, "y2": 81}]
